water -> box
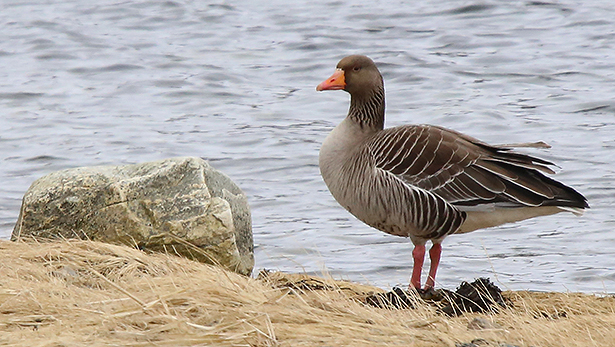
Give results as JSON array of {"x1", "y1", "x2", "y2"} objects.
[{"x1": 1, "y1": 0, "x2": 614, "y2": 293}]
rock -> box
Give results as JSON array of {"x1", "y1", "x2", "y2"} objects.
[
  {"x1": 467, "y1": 317, "x2": 502, "y2": 330},
  {"x1": 440, "y1": 278, "x2": 509, "y2": 316},
  {"x1": 12, "y1": 157, "x2": 253, "y2": 276},
  {"x1": 364, "y1": 287, "x2": 416, "y2": 309},
  {"x1": 363, "y1": 278, "x2": 511, "y2": 318}
]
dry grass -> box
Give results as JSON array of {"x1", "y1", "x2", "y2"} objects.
[{"x1": 0, "y1": 239, "x2": 613, "y2": 347}]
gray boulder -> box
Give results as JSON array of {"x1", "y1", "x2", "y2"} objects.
[{"x1": 12, "y1": 157, "x2": 253, "y2": 276}]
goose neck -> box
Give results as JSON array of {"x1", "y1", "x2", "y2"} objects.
[{"x1": 348, "y1": 86, "x2": 385, "y2": 131}]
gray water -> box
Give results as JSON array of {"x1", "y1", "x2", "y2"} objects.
[{"x1": 1, "y1": 0, "x2": 614, "y2": 293}]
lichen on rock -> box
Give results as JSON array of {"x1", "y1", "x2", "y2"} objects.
[{"x1": 12, "y1": 157, "x2": 253, "y2": 276}]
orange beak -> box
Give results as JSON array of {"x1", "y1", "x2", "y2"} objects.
[{"x1": 316, "y1": 69, "x2": 346, "y2": 91}]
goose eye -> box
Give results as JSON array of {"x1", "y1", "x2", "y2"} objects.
[{"x1": 353, "y1": 66, "x2": 361, "y2": 72}]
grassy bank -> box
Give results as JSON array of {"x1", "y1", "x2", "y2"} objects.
[{"x1": 0, "y1": 239, "x2": 613, "y2": 346}]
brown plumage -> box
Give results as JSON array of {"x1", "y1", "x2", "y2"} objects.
[{"x1": 317, "y1": 55, "x2": 588, "y2": 290}]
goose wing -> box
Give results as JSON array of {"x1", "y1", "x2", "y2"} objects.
[{"x1": 367, "y1": 124, "x2": 588, "y2": 209}]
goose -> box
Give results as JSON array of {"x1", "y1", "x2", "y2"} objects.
[{"x1": 316, "y1": 55, "x2": 589, "y2": 291}]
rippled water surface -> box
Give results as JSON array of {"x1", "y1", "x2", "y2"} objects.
[{"x1": 1, "y1": 0, "x2": 614, "y2": 293}]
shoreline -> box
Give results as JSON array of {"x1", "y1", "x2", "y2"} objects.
[{"x1": 0, "y1": 239, "x2": 613, "y2": 346}]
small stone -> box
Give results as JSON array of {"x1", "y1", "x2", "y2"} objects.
[
  {"x1": 51, "y1": 265, "x2": 79, "y2": 280},
  {"x1": 467, "y1": 317, "x2": 501, "y2": 330}
]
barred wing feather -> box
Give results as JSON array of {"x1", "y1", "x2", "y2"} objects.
[{"x1": 368, "y1": 125, "x2": 588, "y2": 209}]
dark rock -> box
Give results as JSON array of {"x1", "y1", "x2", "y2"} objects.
[
  {"x1": 363, "y1": 278, "x2": 510, "y2": 316},
  {"x1": 365, "y1": 287, "x2": 416, "y2": 309},
  {"x1": 440, "y1": 278, "x2": 509, "y2": 316}
]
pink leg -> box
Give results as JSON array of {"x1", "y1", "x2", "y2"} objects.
[
  {"x1": 425, "y1": 243, "x2": 442, "y2": 289},
  {"x1": 410, "y1": 244, "x2": 426, "y2": 290}
]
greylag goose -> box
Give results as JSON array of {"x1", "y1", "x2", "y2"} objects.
[{"x1": 317, "y1": 55, "x2": 589, "y2": 291}]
